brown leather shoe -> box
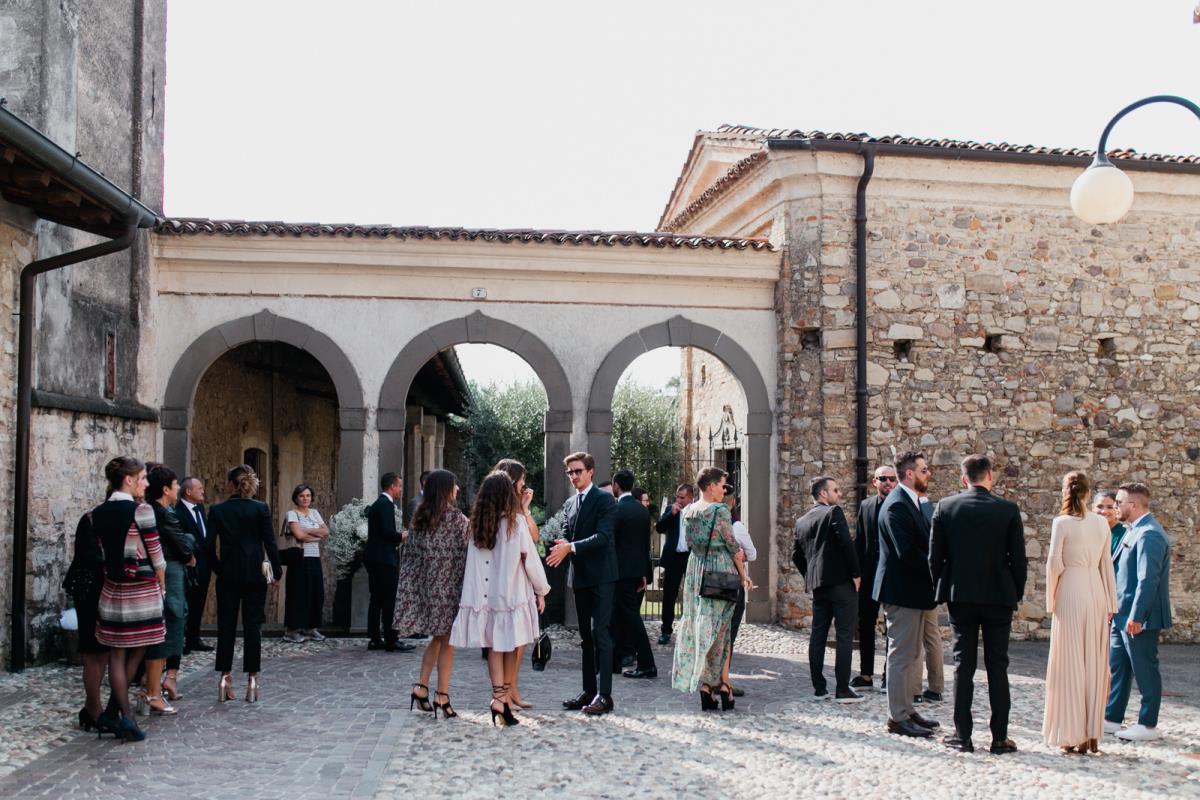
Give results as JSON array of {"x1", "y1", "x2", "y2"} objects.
[{"x1": 582, "y1": 694, "x2": 614, "y2": 716}]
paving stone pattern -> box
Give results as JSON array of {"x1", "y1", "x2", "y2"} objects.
[{"x1": 0, "y1": 625, "x2": 1197, "y2": 799}]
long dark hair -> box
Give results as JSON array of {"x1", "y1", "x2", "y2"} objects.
[
  {"x1": 412, "y1": 469, "x2": 458, "y2": 533},
  {"x1": 492, "y1": 459, "x2": 526, "y2": 497},
  {"x1": 469, "y1": 471, "x2": 518, "y2": 550}
]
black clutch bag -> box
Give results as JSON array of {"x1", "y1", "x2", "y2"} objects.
[
  {"x1": 531, "y1": 631, "x2": 552, "y2": 671},
  {"x1": 697, "y1": 511, "x2": 739, "y2": 603}
]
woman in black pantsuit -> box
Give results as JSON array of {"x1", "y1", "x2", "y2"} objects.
[{"x1": 206, "y1": 464, "x2": 281, "y2": 703}]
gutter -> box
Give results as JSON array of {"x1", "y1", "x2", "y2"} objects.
[
  {"x1": 3, "y1": 104, "x2": 159, "y2": 672},
  {"x1": 853, "y1": 145, "x2": 875, "y2": 506}
]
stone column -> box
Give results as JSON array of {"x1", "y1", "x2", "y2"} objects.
[
  {"x1": 434, "y1": 420, "x2": 446, "y2": 469},
  {"x1": 421, "y1": 416, "x2": 437, "y2": 475}
]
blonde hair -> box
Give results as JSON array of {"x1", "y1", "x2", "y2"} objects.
[{"x1": 228, "y1": 464, "x2": 261, "y2": 499}]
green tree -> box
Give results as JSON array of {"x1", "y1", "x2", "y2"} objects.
[
  {"x1": 454, "y1": 380, "x2": 547, "y2": 506},
  {"x1": 610, "y1": 379, "x2": 681, "y2": 513}
]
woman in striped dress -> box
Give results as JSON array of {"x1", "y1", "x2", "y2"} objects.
[{"x1": 94, "y1": 456, "x2": 166, "y2": 742}]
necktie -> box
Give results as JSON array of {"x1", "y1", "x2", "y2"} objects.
[{"x1": 194, "y1": 506, "x2": 205, "y2": 540}]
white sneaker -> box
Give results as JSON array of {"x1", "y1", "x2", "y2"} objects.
[
  {"x1": 306, "y1": 629, "x2": 326, "y2": 642},
  {"x1": 1102, "y1": 719, "x2": 1123, "y2": 735},
  {"x1": 1115, "y1": 724, "x2": 1160, "y2": 742}
]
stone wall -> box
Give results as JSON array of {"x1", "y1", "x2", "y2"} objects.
[
  {"x1": 189, "y1": 344, "x2": 340, "y2": 626},
  {"x1": 25, "y1": 409, "x2": 156, "y2": 660},
  {"x1": 773, "y1": 162, "x2": 1200, "y2": 642},
  {"x1": 679, "y1": 347, "x2": 748, "y2": 483}
]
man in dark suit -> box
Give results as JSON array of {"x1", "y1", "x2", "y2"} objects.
[
  {"x1": 873, "y1": 451, "x2": 940, "y2": 738},
  {"x1": 929, "y1": 454, "x2": 1027, "y2": 754},
  {"x1": 609, "y1": 469, "x2": 656, "y2": 679},
  {"x1": 364, "y1": 472, "x2": 412, "y2": 652},
  {"x1": 403, "y1": 470, "x2": 429, "y2": 529},
  {"x1": 654, "y1": 483, "x2": 695, "y2": 645},
  {"x1": 794, "y1": 476, "x2": 863, "y2": 703},
  {"x1": 852, "y1": 465, "x2": 896, "y2": 688},
  {"x1": 547, "y1": 451, "x2": 619, "y2": 715},
  {"x1": 177, "y1": 476, "x2": 213, "y2": 653}
]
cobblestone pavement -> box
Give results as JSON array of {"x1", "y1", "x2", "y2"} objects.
[{"x1": 0, "y1": 625, "x2": 1197, "y2": 799}]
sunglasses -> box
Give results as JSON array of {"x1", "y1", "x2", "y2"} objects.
[
  {"x1": 566, "y1": 468, "x2": 586, "y2": 476},
  {"x1": 876, "y1": 476, "x2": 898, "y2": 483}
]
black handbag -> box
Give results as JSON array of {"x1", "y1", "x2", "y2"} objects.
[
  {"x1": 697, "y1": 509, "x2": 740, "y2": 603},
  {"x1": 531, "y1": 631, "x2": 552, "y2": 671},
  {"x1": 63, "y1": 512, "x2": 103, "y2": 601}
]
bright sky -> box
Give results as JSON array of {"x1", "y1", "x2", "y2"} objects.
[
  {"x1": 164, "y1": 1, "x2": 1200, "y2": 233},
  {"x1": 456, "y1": 343, "x2": 679, "y2": 390}
]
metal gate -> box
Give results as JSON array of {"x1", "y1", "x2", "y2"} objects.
[{"x1": 612, "y1": 420, "x2": 743, "y2": 621}]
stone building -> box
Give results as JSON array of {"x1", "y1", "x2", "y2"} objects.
[
  {"x1": 660, "y1": 125, "x2": 1200, "y2": 642},
  {"x1": 679, "y1": 347, "x2": 748, "y2": 490}
]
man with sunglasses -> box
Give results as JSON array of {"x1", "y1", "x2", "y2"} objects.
[{"x1": 851, "y1": 465, "x2": 897, "y2": 689}]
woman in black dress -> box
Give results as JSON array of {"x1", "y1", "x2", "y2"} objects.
[{"x1": 206, "y1": 465, "x2": 281, "y2": 702}]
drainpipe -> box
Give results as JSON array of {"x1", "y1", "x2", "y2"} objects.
[
  {"x1": 10, "y1": 224, "x2": 138, "y2": 672},
  {"x1": 854, "y1": 144, "x2": 876, "y2": 506}
]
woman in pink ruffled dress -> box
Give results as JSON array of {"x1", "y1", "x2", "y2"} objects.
[{"x1": 450, "y1": 470, "x2": 549, "y2": 726}]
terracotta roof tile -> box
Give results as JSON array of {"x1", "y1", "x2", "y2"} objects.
[{"x1": 156, "y1": 218, "x2": 774, "y2": 251}]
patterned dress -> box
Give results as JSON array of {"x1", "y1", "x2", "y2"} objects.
[
  {"x1": 671, "y1": 501, "x2": 742, "y2": 692},
  {"x1": 394, "y1": 508, "x2": 470, "y2": 637},
  {"x1": 96, "y1": 500, "x2": 166, "y2": 648}
]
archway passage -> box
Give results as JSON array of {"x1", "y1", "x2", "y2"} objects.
[
  {"x1": 161, "y1": 310, "x2": 366, "y2": 509},
  {"x1": 189, "y1": 341, "x2": 340, "y2": 626},
  {"x1": 379, "y1": 311, "x2": 573, "y2": 514},
  {"x1": 588, "y1": 315, "x2": 773, "y2": 622}
]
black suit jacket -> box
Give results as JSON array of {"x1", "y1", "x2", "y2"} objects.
[
  {"x1": 613, "y1": 495, "x2": 652, "y2": 582},
  {"x1": 205, "y1": 497, "x2": 281, "y2": 584},
  {"x1": 176, "y1": 502, "x2": 207, "y2": 550},
  {"x1": 872, "y1": 486, "x2": 935, "y2": 609},
  {"x1": 364, "y1": 494, "x2": 402, "y2": 566},
  {"x1": 794, "y1": 503, "x2": 860, "y2": 592},
  {"x1": 564, "y1": 486, "x2": 618, "y2": 589},
  {"x1": 929, "y1": 486, "x2": 1028, "y2": 608},
  {"x1": 655, "y1": 507, "x2": 687, "y2": 566},
  {"x1": 854, "y1": 494, "x2": 885, "y2": 583}
]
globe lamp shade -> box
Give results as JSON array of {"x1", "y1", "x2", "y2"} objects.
[{"x1": 1070, "y1": 163, "x2": 1134, "y2": 224}]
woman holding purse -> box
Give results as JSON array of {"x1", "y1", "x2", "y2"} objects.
[
  {"x1": 206, "y1": 464, "x2": 281, "y2": 703},
  {"x1": 670, "y1": 466, "x2": 751, "y2": 711},
  {"x1": 93, "y1": 456, "x2": 165, "y2": 742}
]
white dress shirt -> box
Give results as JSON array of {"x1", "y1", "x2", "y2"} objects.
[{"x1": 731, "y1": 519, "x2": 756, "y2": 562}]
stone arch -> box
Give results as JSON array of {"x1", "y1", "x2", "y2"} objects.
[
  {"x1": 161, "y1": 310, "x2": 366, "y2": 507},
  {"x1": 378, "y1": 311, "x2": 574, "y2": 511},
  {"x1": 587, "y1": 315, "x2": 774, "y2": 621}
]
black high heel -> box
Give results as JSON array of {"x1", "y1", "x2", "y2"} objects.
[
  {"x1": 699, "y1": 685, "x2": 718, "y2": 711},
  {"x1": 410, "y1": 683, "x2": 433, "y2": 713},
  {"x1": 433, "y1": 691, "x2": 457, "y2": 719},
  {"x1": 490, "y1": 684, "x2": 519, "y2": 727},
  {"x1": 717, "y1": 682, "x2": 735, "y2": 711},
  {"x1": 78, "y1": 708, "x2": 97, "y2": 731},
  {"x1": 115, "y1": 715, "x2": 146, "y2": 743},
  {"x1": 94, "y1": 710, "x2": 120, "y2": 738}
]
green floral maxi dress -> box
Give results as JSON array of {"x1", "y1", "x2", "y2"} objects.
[{"x1": 671, "y1": 501, "x2": 742, "y2": 692}]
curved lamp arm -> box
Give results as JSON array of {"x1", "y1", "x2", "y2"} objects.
[{"x1": 1092, "y1": 94, "x2": 1200, "y2": 166}]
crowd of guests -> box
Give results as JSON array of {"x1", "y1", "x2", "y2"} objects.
[
  {"x1": 69, "y1": 447, "x2": 1173, "y2": 748},
  {"x1": 792, "y1": 451, "x2": 1173, "y2": 755}
]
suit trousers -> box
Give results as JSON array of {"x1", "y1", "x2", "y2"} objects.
[
  {"x1": 729, "y1": 587, "x2": 746, "y2": 669},
  {"x1": 365, "y1": 561, "x2": 399, "y2": 644},
  {"x1": 1105, "y1": 623, "x2": 1162, "y2": 728},
  {"x1": 215, "y1": 580, "x2": 267, "y2": 673},
  {"x1": 185, "y1": 561, "x2": 211, "y2": 645},
  {"x1": 575, "y1": 582, "x2": 615, "y2": 697},
  {"x1": 857, "y1": 587, "x2": 881, "y2": 677},
  {"x1": 909, "y1": 609, "x2": 946, "y2": 695},
  {"x1": 883, "y1": 604, "x2": 923, "y2": 722},
  {"x1": 660, "y1": 550, "x2": 689, "y2": 636},
  {"x1": 948, "y1": 602, "x2": 1013, "y2": 741},
  {"x1": 611, "y1": 576, "x2": 655, "y2": 671},
  {"x1": 810, "y1": 582, "x2": 858, "y2": 693}
]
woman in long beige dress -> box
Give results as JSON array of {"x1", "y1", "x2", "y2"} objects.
[{"x1": 1042, "y1": 471, "x2": 1118, "y2": 753}]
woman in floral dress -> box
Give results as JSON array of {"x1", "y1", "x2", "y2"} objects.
[
  {"x1": 671, "y1": 466, "x2": 752, "y2": 710},
  {"x1": 394, "y1": 469, "x2": 469, "y2": 718}
]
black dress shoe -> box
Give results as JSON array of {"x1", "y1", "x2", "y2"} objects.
[
  {"x1": 384, "y1": 641, "x2": 415, "y2": 652},
  {"x1": 656, "y1": 633, "x2": 671, "y2": 646},
  {"x1": 562, "y1": 692, "x2": 591, "y2": 710},
  {"x1": 989, "y1": 738, "x2": 1018, "y2": 754},
  {"x1": 367, "y1": 640, "x2": 386, "y2": 651},
  {"x1": 622, "y1": 667, "x2": 658, "y2": 679},
  {"x1": 942, "y1": 734, "x2": 974, "y2": 752},
  {"x1": 922, "y1": 690, "x2": 943, "y2": 702},
  {"x1": 619, "y1": 655, "x2": 636, "y2": 669},
  {"x1": 912, "y1": 694, "x2": 925, "y2": 704},
  {"x1": 850, "y1": 676, "x2": 873, "y2": 689},
  {"x1": 582, "y1": 694, "x2": 614, "y2": 715},
  {"x1": 910, "y1": 712, "x2": 941, "y2": 730},
  {"x1": 188, "y1": 640, "x2": 214, "y2": 652},
  {"x1": 887, "y1": 719, "x2": 933, "y2": 738}
]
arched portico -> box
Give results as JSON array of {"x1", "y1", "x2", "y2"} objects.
[
  {"x1": 378, "y1": 311, "x2": 574, "y2": 512},
  {"x1": 587, "y1": 315, "x2": 774, "y2": 621},
  {"x1": 161, "y1": 310, "x2": 366, "y2": 507}
]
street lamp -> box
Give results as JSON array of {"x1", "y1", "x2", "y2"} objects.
[{"x1": 1070, "y1": 94, "x2": 1200, "y2": 224}]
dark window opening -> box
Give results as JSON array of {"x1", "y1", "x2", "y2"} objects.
[
  {"x1": 893, "y1": 340, "x2": 913, "y2": 362},
  {"x1": 103, "y1": 331, "x2": 116, "y2": 400},
  {"x1": 984, "y1": 334, "x2": 1003, "y2": 354},
  {"x1": 801, "y1": 328, "x2": 822, "y2": 350},
  {"x1": 1098, "y1": 337, "x2": 1117, "y2": 358}
]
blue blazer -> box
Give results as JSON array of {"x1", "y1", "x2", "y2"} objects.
[{"x1": 1113, "y1": 513, "x2": 1172, "y2": 631}]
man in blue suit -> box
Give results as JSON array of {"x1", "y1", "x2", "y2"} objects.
[{"x1": 1104, "y1": 482, "x2": 1172, "y2": 742}]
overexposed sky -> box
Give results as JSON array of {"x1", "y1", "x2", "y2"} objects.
[
  {"x1": 163, "y1": 1, "x2": 1200, "y2": 232},
  {"x1": 456, "y1": 343, "x2": 679, "y2": 390}
]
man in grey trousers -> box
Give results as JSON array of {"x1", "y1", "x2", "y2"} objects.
[{"x1": 872, "y1": 451, "x2": 940, "y2": 738}]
